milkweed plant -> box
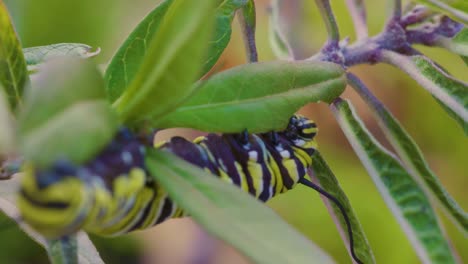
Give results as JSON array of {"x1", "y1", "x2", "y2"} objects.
[{"x1": 0, "y1": 0, "x2": 467, "y2": 263}]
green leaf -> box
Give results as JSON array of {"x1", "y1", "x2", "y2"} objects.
[
  {"x1": 332, "y1": 98, "x2": 458, "y2": 264},
  {"x1": 0, "y1": 176, "x2": 104, "y2": 264},
  {"x1": 382, "y1": 51, "x2": 468, "y2": 132},
  {"x1": 153, "y1": 61, "x2": 345, "y2": 133},
  {"x1": 104, "y1": 0, "x2": 173, "y2": 102},
  {"x1": 113, "y1": 0, "x2": 216, "y2": 125},
  {"x1": 105, "y1": 0, "x2": 247, "y2": 103},
  {"x1": 0, "y1": 89, "x2": 15, "y2": 155},
  {"x1": 349, "y1": 73, "x2": 468, "y2": 233},
  {"x1": 0, "y1": 1, "x2": 29, "y2": 110},
  {"x1": 417, "y1": 0, "x2": 468, "y2": 24},
  {"x1": 311, "y1": 152, "x2": 375, "y2": 264},
  {"x1": 24, "y1": 43, "x2": 101, "y2": 74},
  {"x1": 348, "y1": 74, "x2": 468, "y2": 233},
  {"x1": 237, "y1": 0, "x2": 258, "y2": 62},
  {"x1": 203, "y1": 0, "x2": 250, "y2": 73},
  {"x1": 145, "y1": 149, "x2": 335, "y2": 264},
  {"x1": 18, "y1": 58, "x2": 118, "y2": 168}
]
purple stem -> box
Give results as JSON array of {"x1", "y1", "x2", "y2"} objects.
[
  {"x1": 237, "y1": 2, "x2": 258, "y2": 63},
  {"x1": 392, "y1": 0, "x2": 402, "y2": 21}
]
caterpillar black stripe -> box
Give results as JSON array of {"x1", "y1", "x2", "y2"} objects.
[{"x1": 17, "y1": 114, "x2": 363, "y2": 264}]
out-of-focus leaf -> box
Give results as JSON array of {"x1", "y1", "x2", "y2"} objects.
[
  {"x1": 18, "y1": 58, "x2": 118, "y2": 168},
  {"x1": 0, "y1": 176, "x2": 104, "y2": 264},
  {"x1": 268, "y1": 0, "x2": 293, "y2": 59},
  {"x1": 417, "y1": 0, "x2": 468, "y2": 24},
  {"x1": 106, "y1": 0, "x2": 247, "y2": 103},
  {"x1": 237, "y1": 0, "x2": 258, "y2": 62},
  {"x1": 311, "y1": 152, "x2": 375, "y2": 264},
  {"x1": 348, "y1": 73, "x2": 468, "y2": 234},
  {"x1": 113, "y1": 0, "x2": 216, "y2": 125},
  {"x1": 145, "y1": 149, "x2": 335, "y2": 264},
  {"x1": 0, "y1": 89, "x2": 15, "y2": 154},
  {"x1": 0, "y1": 1, "x2": 29, "y2": 110},
  {"x1": 331, "y1": 98, "x2": 458, "y2": 264},
  {"x1": 24, "y1": 43, "x2": 100, "y2": 74},
  {"x1": 345, "y1": 0, "x2": 368, "y2": 39},
  {"x1": 382, "y1": 51, "x2": 468, "y2": 132},
  {"x1": 153, "y1": 61, "x2": 345, "y2": 133},
  {"x1": 104, "y1": 0, "x2": 173, "y2": 102}
]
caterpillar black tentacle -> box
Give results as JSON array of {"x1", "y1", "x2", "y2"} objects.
[
  {"x1": 299, "y1": 178, "x2": 364, "y2": 264},
  {"x1": 17, "y1": 114, "x2": 363, "y2": 264}
]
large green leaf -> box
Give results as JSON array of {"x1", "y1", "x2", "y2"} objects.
[
  {"x1": 0, "y1": 1, "x2": 29, "y2": 110},
  {"x1": 417, "y1": 0, "x2": 468, "y2": 24},
  {"x1": 113, "y1": 0, "x2": 216, "y2": 125},
  {"x1": 381, "y1": 51, "x2": 468, "y2": 132},
  {"x1": 145, "y1": 150, "x2": 334, "y2": 264},
  {"x1": 348, "y1": 73, "x2": 468, "y2": 234},
  {"x1": 23, "y1": 43, "x2": 100, "y2": 74},
  {"x1": 311, "y1": 152, "x2": 375, "y2": 264},
  {"x1": 0, "y1": 88, "x2": 15, "y2": 155},
  {"x1": 332, "y1": 98, "x2": 457, "y2": 264},
  {"x1": 153, "y1": 61, "x2": 345, "y2": 133},
  {"x1": 18, "y1": 58, "x2": 118, "y2": 168},
  {"x1": 105, "y1": 0, "x2": 247, "y2": 103},
  {"x1": 0, "y1": 176, "x2": 104, "y2": 264}
]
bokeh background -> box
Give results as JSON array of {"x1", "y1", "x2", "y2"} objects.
[{"x1": 1, "y1": 0, "x2": 467, "y2": 263}]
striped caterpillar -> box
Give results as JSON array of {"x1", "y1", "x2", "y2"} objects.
[{"x1": 17, "y1": 114, "x2": 363, "y2": 263}]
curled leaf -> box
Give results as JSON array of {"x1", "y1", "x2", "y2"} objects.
[{"x1": 24, "y1": 43, "x2": 100, "y2": 74}]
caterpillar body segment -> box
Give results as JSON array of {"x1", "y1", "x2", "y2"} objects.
[{"x1": 17, "y1": 115, "x2": 318, "y2": 238}]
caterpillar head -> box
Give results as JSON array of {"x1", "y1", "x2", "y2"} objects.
[{"x1": 285, "y1": 115, "x2": 318, "y2": 143}]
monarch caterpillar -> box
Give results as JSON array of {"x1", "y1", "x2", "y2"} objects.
[{"x1": 17, "y1": 114, "x2": 363, "y2": 264}]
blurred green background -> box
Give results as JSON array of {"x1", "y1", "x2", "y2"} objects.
[{"x1": 1, "y1": 0, "x2": 467, "y2": 263}]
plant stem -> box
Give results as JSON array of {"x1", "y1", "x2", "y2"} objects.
[
  {"x1": 237, "y1": 1, "x2": 258, "y2": 63},
  {"x1": 345, "y1": 0, "x2": 368, "y2": 40},
  {"x1": 392, "y1": 0, "x2": 402, "y2": 21},
  {"x1": 314, "y1": 0, "x2": 340, "y2": 44}
]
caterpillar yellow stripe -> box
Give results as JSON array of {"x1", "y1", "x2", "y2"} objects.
[{"x1": 17, "y1": 115, "x2": 318, "y2": 238}]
